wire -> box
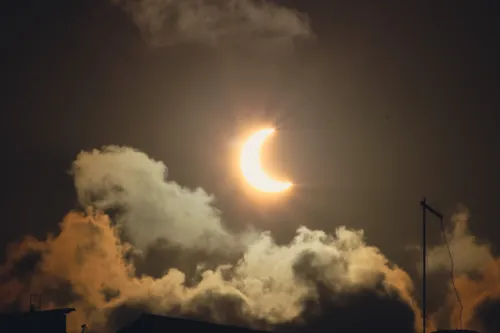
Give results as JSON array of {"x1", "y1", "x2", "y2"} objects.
[{"x1": 439, "y1": 216, "x2": 463, "y2": 329}]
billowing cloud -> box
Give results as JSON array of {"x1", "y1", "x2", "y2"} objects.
[
  {"x1": 110, "y1": 0, "x2": 313, "y2": 48},
  {"x1": 427, "y1": 208, "x2": 494, "y2": 275},
  {"x1": 0, "y1": 146, "x2": 421, "y2": 333},
  {"x1": 71, "y1": 146, "x2": 250, "y2": 252},
  {"x1": 427, "y1": 209, "x2": 500, "y2": 333}
]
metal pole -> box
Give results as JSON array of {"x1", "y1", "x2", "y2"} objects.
[
  {"x1": 421, "y1": 198, "x2": 427, "y2": 333},
  {"x1": 420, "y1": 198, "x2": 444, "y2": 333}
]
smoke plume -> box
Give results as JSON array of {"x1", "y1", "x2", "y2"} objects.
[
  {"x1": 427, "y1": 209, "x2": 500, "y2": 333},
  {"x1": 0, "y1": 146, "x2": 422, "y2": 333},
  {"x1": 71, "y1": 146, "x2": 248, "y2": 252},
  {"x1": 2, "y1": 146, "x2": 499, "y2": 333},
  {"x1": 110, "y1": 0, "x2": 313, "y2": 48},
  {"x1": 427, "y1": 208, "x2": 494, "y2": 275}
]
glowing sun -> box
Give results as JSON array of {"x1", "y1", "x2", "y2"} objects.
[{"x1": 240, "y1": 128, "x2": 293, "y2": 193}]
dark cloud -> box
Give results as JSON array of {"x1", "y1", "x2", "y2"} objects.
[
  {"x1": 289, "y1": 285, "x2": 416, "y2": 333},
  {"x1": 288, "y1": 246, "x2": 416, "y2": 333},
  {"x1": 4, "y1": 249, "x2": 42, "y2": 283},
  {"x1": 183, "y1": 291, "x2": 254, "y2": 327},
  {"x1": 472, "y1": 298, "x2": 500, "y2": 333},
  {"x1": 111, "y1": 0, "x2": 313, "y2": 49},
  {"x1": 132, "y1": 238, "x2": 241, "y2": 286}
]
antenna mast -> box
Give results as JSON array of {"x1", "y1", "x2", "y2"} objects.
[
  {"x1": 420, "y1": 198, "x2": 443, "y2": 333},
  {"x1": 29, "y1": 294, "x2": 42, "y2": 312}
]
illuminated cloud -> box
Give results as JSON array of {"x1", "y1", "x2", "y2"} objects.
[{"x1": 0, "y1": 146, "x2": 421, "y2": 333}]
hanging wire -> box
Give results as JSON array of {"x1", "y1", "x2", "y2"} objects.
[{"x1": 439, "y1": 216, "x2": 463, "y2": 329}]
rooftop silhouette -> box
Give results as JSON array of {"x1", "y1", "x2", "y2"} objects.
[
  {"x1": 0, "y1": 307, "x2": 75, "y2": 333},
  {"x1": 432, "y1": 330, "x2": 479, "y2": 333},
  {"x1": 117, "y1": 313, "x2": 271, "y2": 333}
]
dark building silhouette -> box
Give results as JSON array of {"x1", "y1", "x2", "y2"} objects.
[
  {"x1": 117, "y1": 313, "x2": 270, "y2": 333},
  {"x1": 432, "y1": 330, "x2": 479, "y2": 333},
  {"x1": 0, "y1": 307, "x2": 75, "y2": 333}
]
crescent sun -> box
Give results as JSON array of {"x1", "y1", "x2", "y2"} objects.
[{"x1": 240, "y1": 128, "x2": 293, "y2": 193}]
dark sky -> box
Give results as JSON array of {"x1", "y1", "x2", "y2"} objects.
[{"x1": 1, "y1": 0, "x2": 499, "y2": 331}]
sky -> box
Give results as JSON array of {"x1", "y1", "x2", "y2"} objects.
[{"x1": 1, "y1": 1, "x2": 499, "y2": 333}]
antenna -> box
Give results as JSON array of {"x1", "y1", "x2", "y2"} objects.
[
  {"x1": 420, "y1": 198, "x2": 443, "y2": 333},
  {"x1": 29, "y1": 294, "x2": 39, "y2": 312},
  {"x1": 28, "y1": 294, "x2": 43, "y2": 312},
  {"x1": 420, "y1": 199, "x2": 464, "y2": 332}
]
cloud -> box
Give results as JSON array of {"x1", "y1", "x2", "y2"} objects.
[
  {"x1": 71, "y1": 146, "x2": 247, "y2": 252},
  {"x1": 0, "y1": 146, "x2": 421, "y2": 333},
  {"x1": 110, "y1": 0, "x2": 313, "y2": 48},
  {"x1": 427, "y1": 208, "x2": 494, "y2": 275},
  {"x1": 427, "y1": 209, "x2": 500, "y2": 332}
]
